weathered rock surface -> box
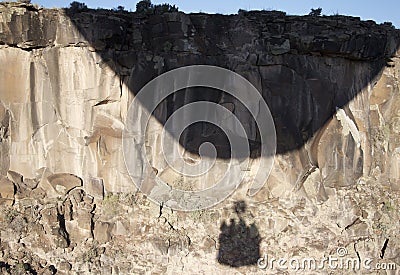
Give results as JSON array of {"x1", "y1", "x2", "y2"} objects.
[
  {"x1": 0, "y1": 175, "x2": 14, "y2": 205},
  {"x1": 0, "y1": 2, "x2": 400, "y2": 274}
]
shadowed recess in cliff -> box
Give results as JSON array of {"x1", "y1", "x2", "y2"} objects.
[{"x1": 64, "y1": 8, "x2": 400, "y2": 159}]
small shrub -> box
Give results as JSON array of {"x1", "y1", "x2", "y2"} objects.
[
  {"x1": 4, "y1": 208, "x2": 28, "y2": 235},
  {"x1": 136, "y1": 0, "x2": 179, "y2": 15},
  {"x1": 82, "y1": 242, "x2": 99, "y2": 263},
  {"x1": 69, "y1": 1, "x2": 88, "y2": 12},
  {"x1": 119, "y1": 192, "x2": 138, "y2": 206},
  {"x1": 162, "y1": 41, "x2": 173, "y2": 52},
  {"x1": 154, "y1": 3, "x2": 178, "y2": 14},
  {"x1": 238, "y1": 9, "x2": 247, "y2": 15},
  {"x1": 113, "y1": 5, "x2": 125, "y2": 12},
  {"x1": 383, "y1": 22, "x2": 394, "y2": 28},
  {"x1": 309, "y1": 8, "x2": 322, "y2": 16},
  {"x1": 14, "y1": 263, "x2": 31, "y2": 273},
  {"x1": 136, "y1": 0, "x2": 152, "y2": 13},
  {"x1": 4, "y1": 208, "x2": 18, "y2": 224},
  {"x1": 102, "y1": 193, "x2": 120, "y2": 217}
]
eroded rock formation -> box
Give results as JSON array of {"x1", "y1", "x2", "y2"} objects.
[{"x1": 0, "y1": 2, "x2": 400, "y2": 274}]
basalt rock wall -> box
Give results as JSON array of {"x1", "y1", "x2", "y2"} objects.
[{"x1": 0, "y1": 2, "x2": 400, "y2": 274}]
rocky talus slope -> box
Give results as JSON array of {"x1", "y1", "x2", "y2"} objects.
[{"x1": 1, "y1": 2, "x2": 400, "y2": 274}]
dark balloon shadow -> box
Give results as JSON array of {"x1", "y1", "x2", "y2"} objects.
[
  {"x1": 63, "y1": 8, "x2": 400, "y2": 159},
  {"x1": 217, "y1": 201, "x2": 261, "y2": 267}
]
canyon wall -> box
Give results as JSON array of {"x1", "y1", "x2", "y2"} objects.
[{"x1": 0, "y1": 2, "x2": 400, "y2": 274}]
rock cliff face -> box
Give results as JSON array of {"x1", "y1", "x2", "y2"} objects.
[{"x1": 1, "y1": 2, "x2": 400, "y2": 274}]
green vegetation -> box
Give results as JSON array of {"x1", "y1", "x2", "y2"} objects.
[
  {"x1": 136, "y1": 0, "x2": 179, "y2": 15},
  {"x1": 67, "y1": 0, "x2": 178, "y2": 15},
  {"x1": 4, "y1": 208, "x2": 18, "y2": 224},
  {"x1": 82, "y1": 241, "x2": 100, "y2": 263},
  {"x1": 15, "y1": 263, "x2": 32, "y2": 273},
  {"x1": 113, "y1": 5, "x2": 126, "y2": 12},
  {"x1": 4, "y1": 208, "x2": 28, "y2": 235},
  {"x1": 69, "y1": 1, "x2": 88, "y2": 12},
  {"x1": 136, "y1": 0, "x2": 152, "y2": 13},
  {"x1": 238, "y1": 8, "x2": 247, "y2": 15},
  {"x1": 309, "y1": 8, "x2": 322, "y2": 16},
  {"x1": 102, "y1": 193, "x2": 120, "y2": 217}
]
